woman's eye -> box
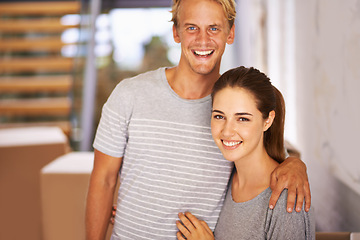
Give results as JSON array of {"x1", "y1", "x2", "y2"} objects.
[
  {"x1": 238, "y1": 117, "x2": 249, "y2": 122},
  {"x1": 213, "y1": 115, "x2": 224, "y2": 120}
]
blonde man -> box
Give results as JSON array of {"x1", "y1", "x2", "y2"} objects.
[{"x1": 86, "y1": 0, "x2": 310, "y2": 239}]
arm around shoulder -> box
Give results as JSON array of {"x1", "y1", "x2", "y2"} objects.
[
  {"x1": 85, "y1": 149, "x2": 123, "y2": 240},
  {"x1": 269, "y1": 156, "x2": 311, "y2": 213}
]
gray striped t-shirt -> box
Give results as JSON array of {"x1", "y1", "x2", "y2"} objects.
[{"x1": 93, "y1": 67, "x2": 233, "y2": 239}]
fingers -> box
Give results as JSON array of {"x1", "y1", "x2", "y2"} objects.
[
  {"x1": 271, "y1": 173, "x2": 299, "y2": 213},
  {"x1": 184, "y1": 212, "x2": 201, "y2": 229},
  {"x1": 110, "y1": 205, "x2": 117, "y2": 225},
  {"x1": 286, "y1": 185, "x2": 297, "y2": 213},
  {"x1": 112, "y1": 205, "x2": 116, "y2": 217},
  {"x1": 177, "y1": 212, "x2": 215, "y2": 240},
  {"x1": 269, "y1": 171, "x2": 283, "y2": 210},
  {"x1": 294, "y1": 186, "x2": 305, "y2": 212},
  {"x1": 303, "y1": 180, "x2": 312, "y2": 212},
  {"x1": 176, "y1": 212, "x2": 196, "y2": 239},
  {"x1": 176, "y1": 219, "x2": 191, "y2": 239},
  {"x1": 179, "y1": 212, "x2": 196, "y2": 231},
  {"x1": 269, "y1": 156, "x2": 313, "y2": 213},
  {"x1": 176, "y1": 231, "x2": 187, "y2": 240}
]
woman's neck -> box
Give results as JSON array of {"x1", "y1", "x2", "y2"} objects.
[{"x1": 231, "y1": 149, "x2": 279, "y2": 203}]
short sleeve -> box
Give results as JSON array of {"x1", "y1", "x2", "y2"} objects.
[{"x1": 93, "y1": 81, "x2": 133, "y2": 157}]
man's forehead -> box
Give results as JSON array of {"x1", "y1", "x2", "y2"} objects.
[{"x1": 177, "y1": 0, "x2": 228, "y2": 25}]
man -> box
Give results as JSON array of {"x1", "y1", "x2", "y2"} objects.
[{"x1": 86, "y1": 0, "x2": 311, "y2": 239}]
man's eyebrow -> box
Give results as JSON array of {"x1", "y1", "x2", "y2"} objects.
[
  {"x1": 209, "y1": 23, "x2": 221, "y2": 27},
  {"x1": 183, "y1": 23, "x2": 222, "y2": 28}
]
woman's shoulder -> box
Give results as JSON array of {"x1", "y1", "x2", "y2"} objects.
[{"x1": 266, "y1": 189, "x2": 316, "y2": 240}]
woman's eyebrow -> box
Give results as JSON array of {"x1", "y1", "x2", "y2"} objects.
[
  {"x1": 212, "y1": 110, "x2": 253, "y2": 116},
  {"x1": 235, "y1": 112, "x2": 253, "y2": 116},
  {"x1": 212, "y1": 109, "x2": 224, "y2": 114}
]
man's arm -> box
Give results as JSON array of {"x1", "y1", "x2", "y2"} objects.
[
  {"x1": 86, "y1": 149, "x2": 123, "y2": 240},
  {"x1": 269, "y1": 156, "x2": 311, "y2": 213}
]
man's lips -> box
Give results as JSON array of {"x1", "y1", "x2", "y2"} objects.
[{"x1": 193, "y1": 50, "x2": 214, "y2": 57}]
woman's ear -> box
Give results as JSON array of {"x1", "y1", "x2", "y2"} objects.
[{"x1": 263, "y1": 110, "x2": 275, "y2": 131}]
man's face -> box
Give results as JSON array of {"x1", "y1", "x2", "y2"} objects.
[{"x1": 173, "y1": 0, "x2": 235, "y2": 76}]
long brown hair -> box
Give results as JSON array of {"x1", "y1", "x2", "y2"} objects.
[{"x1": 211, "y1": 66, "x2": 285, "y2": 163}]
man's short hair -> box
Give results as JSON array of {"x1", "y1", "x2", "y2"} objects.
[{"x1": 171, "y1": 0, "x2": 236, "y2": 29}]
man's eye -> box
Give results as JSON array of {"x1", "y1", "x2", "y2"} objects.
[
  {"x1": 188, "y1": 26, "x2": 196, "y2": 31},
  {"x1": 210, "y1": 27, "x2": 218, "y2": 31}
]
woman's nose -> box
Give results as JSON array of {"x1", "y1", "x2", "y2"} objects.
[{"x1": 222, "y1": 120, "x2": 235, "y2": 138}]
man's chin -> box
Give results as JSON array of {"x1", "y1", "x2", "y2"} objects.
[{"x1": 191, "y1": 65, "x2": 217, "y2": 76}]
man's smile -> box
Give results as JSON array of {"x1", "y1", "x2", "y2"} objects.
[{"x1": 193, "y1": 50, "x2": 214, "y2": 57}]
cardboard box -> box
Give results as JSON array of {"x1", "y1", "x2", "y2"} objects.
[
  {"x1": 0, "y1": 127, "x2": 70, "y2": 240},
  {"x1": 40, "y1": 152, "x2": 115, "y2": 240}
]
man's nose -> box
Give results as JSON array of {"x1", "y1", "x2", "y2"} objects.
[{"x1": 196, "y1": 29, "x2": 211, "y2": 44}]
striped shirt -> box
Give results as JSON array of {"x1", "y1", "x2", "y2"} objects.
[{"x1": 93, "y1": 68, "x2": 233, "y2": 239}]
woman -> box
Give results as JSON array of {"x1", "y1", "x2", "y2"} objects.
[{"x1": 176, "y1": 66, "x2": 315, "y2": 240}]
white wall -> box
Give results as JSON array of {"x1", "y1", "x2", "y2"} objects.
[{"x1": 265, "y1": 0, "x2": 360, "y2": 231}]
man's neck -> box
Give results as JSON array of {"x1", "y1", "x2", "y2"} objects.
[{"x1": 165, "y1": 66, "x2": 220, "y2": 100}]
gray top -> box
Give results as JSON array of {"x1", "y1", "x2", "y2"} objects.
[
  {"x1": 214, "y1": 178, "x2": 315, "y2": 240},
  {"x1": 93, "y1": 68, "x2": 233, "y2": 239}
]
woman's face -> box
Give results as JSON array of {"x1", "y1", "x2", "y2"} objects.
[{"x1": 211, "y1": 87, "x2": 272, "y2": 163}]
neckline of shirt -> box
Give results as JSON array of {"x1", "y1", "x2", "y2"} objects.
[{"x1": 161, "y1": 67, "x2": 212, "y2": 104}]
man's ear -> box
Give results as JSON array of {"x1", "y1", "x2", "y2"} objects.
[
  {"x1": 173, "y1": 25, "x2": 181, "y2": 43},
  {"x1": 226, "y1": 24, "x2": 235, "y2": 45},
  {"x1": 264, "y1": 110, "x2": 275, "y2": 131}
]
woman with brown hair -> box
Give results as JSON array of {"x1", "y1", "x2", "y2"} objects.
[{"x1": 176, "y1": 66, "x2": 315, "y2": 240}]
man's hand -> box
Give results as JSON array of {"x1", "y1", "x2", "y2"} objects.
[
  {"x1": 269, "y1": 156, "x2": 311, "y2": 213},
  {"x1": 176, "y1": 212, "x2": 214, "y2": 240}
]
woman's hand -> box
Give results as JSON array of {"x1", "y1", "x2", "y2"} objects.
[
  {"x1": 176, "y1": 212, "x2": 214, "y2": 240},
  {"x1": 110, "y1": 205, "x2": 116, "y2": 225}
]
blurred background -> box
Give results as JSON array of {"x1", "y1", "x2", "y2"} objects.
[{"x1": 0, "y1": 0, "x2": 359, "y2": 239}]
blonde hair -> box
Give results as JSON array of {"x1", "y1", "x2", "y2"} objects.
[{"x1": 170, "y1": 0, "x2": 236, "y2": 29}]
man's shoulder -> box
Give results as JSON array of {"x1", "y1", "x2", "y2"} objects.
[
  {"x1": 119, "y1": 67, "x2": 165, "y2": 88},
  {"x1": 107, "y1": 67, "x2": 166, "y2": 99}
]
